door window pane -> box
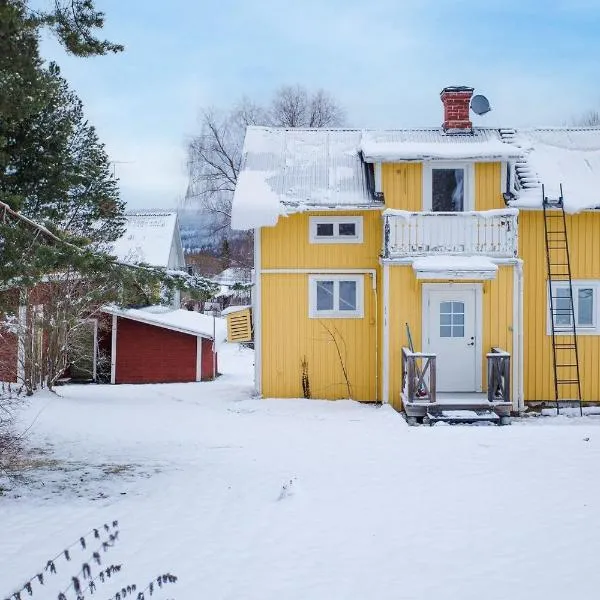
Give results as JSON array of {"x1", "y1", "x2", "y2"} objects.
[
  {"x1": 432, "y1": 168, "x2": 465, "y2": 211},
  {"x1": 316, "y1": 223, "x2": 334, "y2": 237},
  {"x1": 339, "y1": 281, "x2": 357, "y2": 311},
  {"x1": 439, "y1": 300, "x2": 466, "y2": 337},
  {"x1": 578, "y1": 288, "x2": 594, "y2": 326},
  {"x1": 316, "y1": 281, "x2": 334, "y2": 310},
  {"x1": 338, "y1": 223, "x2": 356, "y2": 237},
  {"x1": 440, "y1": 302, "x2": 453, "y2": 314}
]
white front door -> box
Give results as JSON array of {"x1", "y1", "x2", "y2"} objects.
[{"x1": 424, "y1": 286, "x2": 480, "y2": 392}]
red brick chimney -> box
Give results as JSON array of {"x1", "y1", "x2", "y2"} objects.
[{"x1": 440, "y1": 86, "x2": 474, "y2": 132}]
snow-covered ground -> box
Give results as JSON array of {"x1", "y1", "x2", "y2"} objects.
[{"x1": 2, "y1": 344, "x2": 600, "y2": 600}]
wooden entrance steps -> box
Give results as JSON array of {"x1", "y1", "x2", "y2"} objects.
[
  {"x1": 426, "y1": 406, "x2": 502, "y2": 425},
  {"x1": 425, "y1": 395, "x2": 508, "y2": 425},
  {"x1": 401, "y1": 348, "x2": 513, "y2": 425}
]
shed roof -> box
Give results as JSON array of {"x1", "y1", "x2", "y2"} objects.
[{"x1": 104, "y1": 305, "x2": 226, "y2": 341}]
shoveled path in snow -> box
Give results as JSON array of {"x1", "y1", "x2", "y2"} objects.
[{"x1": 2, "y1": 344, "x2": 600, "y2": 600}]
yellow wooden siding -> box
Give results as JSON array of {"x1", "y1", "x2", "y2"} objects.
[
  {"x1": 260, "y1": 210, "x2": 381, "y2": 401},
  {"x1": 386, "y1": 266, "x2": 514, "y2": 408},
  {"x1": 261, "y1": 211, "x2": 381, "y2": 269},
  {"x1": 261, "y1": 273, "x2": 377, "y2": 401},
  {"x1": 382, "y1": 162, "x2": 503, "y2": 211},
  {"x1": 474, "y1": 163, "x2": 504, "y2": 211},
  {"x1": 381, "y1": 163, "x2": 422, "y2": 210},
  {"x1": 520, "y1": 210, "x2": 600, "y2": 402},
  {"x1": 387, "y1": 266, "x2": 421, "y2": 410},
  {"x1": 226, "y1": 309, "x2": 252, "y2": 342}
]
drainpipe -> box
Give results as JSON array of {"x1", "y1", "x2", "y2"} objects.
[{"x1": 516, "y1": 260, "x2": 525, "y2": 413}]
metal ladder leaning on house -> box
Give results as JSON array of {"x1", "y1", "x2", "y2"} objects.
[{"x1": 542, "y1": 184, "x2": 583, "y2": 416}]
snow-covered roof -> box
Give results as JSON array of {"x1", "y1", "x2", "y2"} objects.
[
  {"x1": 221, "y1": 304, "x2": 251, "y2": 316},
  {"x1": 231, "y1": 127, "x2": 373, "y2": 230},
  {"x1": 360, "y1": 129, "x2": 522, "y2": 162},
  {"x1": 231, "y1": 125, "x2": 600, "y2": 228},
  {"x1": 108, "y1": 211, "x2": 184, "y2": 268},
  {"x1": 103, "y1": 305, "x2": 226, "y2": 341},
  {"x1": 412, "y1": 256, "x2": 498, "y2": 280},
  {"x1": 232, "y1": 126, "x2": 523, "y2": 230},
  {"x1": 503, "y1": 128, "x2": 600, "y2": 213}
]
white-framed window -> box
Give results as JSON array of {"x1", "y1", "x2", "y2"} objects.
[
  {"x1": 423, "y1": 162, "x2": 474, "y2": 211},
  {"x1": 309, "y1": 216, "x2": 363, "y2": 244},
  {"x1": 308, "y1": 275, "x2": 364, "y2": 318},
  {"x1": 547, "y1": 281, "x2": 599, "y2": 335}
]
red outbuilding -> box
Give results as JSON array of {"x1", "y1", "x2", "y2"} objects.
[{"x1": 103, "y1": 305, "x2": 225, "y2": 384}]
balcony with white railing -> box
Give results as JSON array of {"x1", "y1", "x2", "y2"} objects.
[{"x1": 382, "y1": 209, "x2": 518, "y2": 260}]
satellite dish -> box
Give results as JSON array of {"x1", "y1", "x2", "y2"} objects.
[{"x1": 471, "y1": 94, "x2": 491, "y2": 115}]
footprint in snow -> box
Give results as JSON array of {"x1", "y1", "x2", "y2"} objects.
[{"x1": 277, "y1": 477, "x2": 297, "y2": 501}]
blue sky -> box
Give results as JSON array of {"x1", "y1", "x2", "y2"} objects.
[{"x1": 40, "y1": 0, "x2": 600, "y2": 210}]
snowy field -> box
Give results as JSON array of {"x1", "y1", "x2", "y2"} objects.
[{"x1": 2, "y1": 344, "x2": 600, "y2": 600}]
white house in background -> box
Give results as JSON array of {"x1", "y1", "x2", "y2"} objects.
[
  {"x1": 110, "y1": 210, "x2": 186, "y2": 307},
  {"x1": 111, "y1": 211, "x2": 185, "y2": 270}
]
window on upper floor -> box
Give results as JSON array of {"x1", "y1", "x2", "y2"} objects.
[
  {"x1": 423, "y1": 162, "x2": 474, "y2": 211},
  {"x1": 309, "y1": 216, "x2": 363, "y2": 244},
  {"x1": 308, "y1": 275, "x2": 364, "y2": 318},
  {"x1": 548, "y1": 281, "x2": 599, "y2": 334}
]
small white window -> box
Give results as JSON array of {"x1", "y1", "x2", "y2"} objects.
[
  {"x1": 309, "y1": 275, "x2": 364, "y2": 318},
  {"x1": 423, "y1": 162, "x2": 474, "y2": 211},
  {"x1": 309, "y1": 216, "x2": 363, "y2": 244},
  {"x1": 548, "y1": 281, "x2": 598, "y2": 335}
]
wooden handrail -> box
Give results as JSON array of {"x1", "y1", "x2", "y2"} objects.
[
  {"x1": 487, "y1": 347, "x2": 511, "y2": 404},
  {"x1": 402, "y1": 347, "x2": 437, "y2": 405}
]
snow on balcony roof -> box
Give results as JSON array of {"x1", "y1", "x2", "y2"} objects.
[
  {"x1": 412, "y1": 256, "x2": 499, "y2": 280},
  {"x1": 103, "y1": 304, "x2": 226, "y2": 342},
  {"x1": 108, "y1": 211, "x2": 179, "y2": 267},
  {"x1": 360, "y1": 129, "x2": 523, "y2": 162},
  {"x1": 503, "y1": 128, "x2": 600, "y2": 213}
]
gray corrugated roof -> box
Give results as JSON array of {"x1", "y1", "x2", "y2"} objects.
[
  {"x1": 238, "y1": 126, "x2": 521, "y2": 211},
  {"x1": 242, "y1": 127, "x2": 373, "y2": 207},
  {"x1": 233, "y1": 125, "x2": 600, "y2": 221}
]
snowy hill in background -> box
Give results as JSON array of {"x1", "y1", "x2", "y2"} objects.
[
  {"x1": 177, "y1": 207, "x2": 225, "y2": 253},
  {"x1": 178, "y1": 207, "x2": 249, "y2": 255}
]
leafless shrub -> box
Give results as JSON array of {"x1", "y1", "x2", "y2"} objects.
[{"x1": 3, "y1": 520, "x2": 178, "y2": 600}]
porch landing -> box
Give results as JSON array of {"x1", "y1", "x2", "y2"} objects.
[{"x1": 404, "y1": 392, "x2": 512, "y2": 425}]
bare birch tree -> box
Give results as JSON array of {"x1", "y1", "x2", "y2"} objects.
[{"x1": 186, "y1": 85, "x2": 345, "y2": 241}]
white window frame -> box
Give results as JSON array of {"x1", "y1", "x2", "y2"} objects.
[
  {"x1": 308, "y1": 275, "x2": 364, "y2": 319},
  {"x1": 423, "y1": 161, "x2": 475, "y2": 211},
  {"x1": 547, "y1": 280, "x2": 599, "y2": 335},
  {"x1": 308, "y1": 216, "x2": 363, "y2": 244}
]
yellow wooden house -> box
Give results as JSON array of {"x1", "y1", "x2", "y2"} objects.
[{"x1": 230, "y1": 86, "x2": 600, "y2": 420}]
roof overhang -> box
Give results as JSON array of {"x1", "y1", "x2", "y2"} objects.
[{"x1": 412, "y1": 256, "x2": 499, "y2": 280}]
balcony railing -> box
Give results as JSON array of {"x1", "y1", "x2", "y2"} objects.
[{"x1": 383, "y1": 209, "x2": 518, "y2": 259}]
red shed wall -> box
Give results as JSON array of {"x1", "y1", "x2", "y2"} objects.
[
  {"x1": 201, "y1": 337, "x2": 217, "y2": 380},
  {"x1": 0, "y1": 332, "x2": 17, "y2": 383},
  {"x1": 115, "y1": 317, "x2": 197, "y2": 384}
]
